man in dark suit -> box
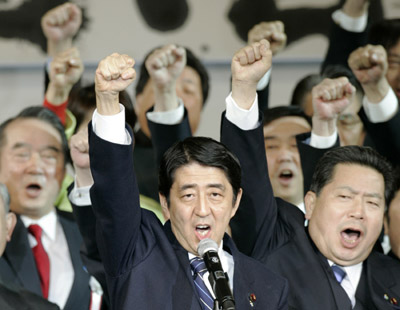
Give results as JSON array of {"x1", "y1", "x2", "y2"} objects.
[
  {"x1": 0, "y1": 181, "x2": 60, "y2": 309},
  {"x1": 72, "y1": 44, "x2": 288, "y2": 309},
  {"x1": 223, "y1": 47, "x2": 400, "y2": 309},
  {"x1": 0, "y1": 107, "x2": 93, "y2": 310}
]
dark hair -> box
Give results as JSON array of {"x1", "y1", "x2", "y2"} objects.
[
  {"x1": 369, "y1": 19, "x2": 400, "y2": 51},
  {"x1": 158, "y1": 137, "x2": 241, "y2": 203},
  {"x1": 0, "y1": 106, "x2": 69, "y2": 166},
  {"x1": 263, "y1": 106, "x2": 312, "y2": 128},
  {"x1": 135, "y1": 46, "x2": 210, "y2": 105},
  {"x1": 387, "y1": 165, "x2": 400, "y2": 221},
  {"x1": 68, "y1": 84, "x2": 136, "y2": 131},
  {"x1": 0, "y1": 183, "x2": 10, "y2": 213},
  {"x1": 322, "y1": 64, "x2": 363, "y2": 94},
  {"x1": 290, "y1": 74, "x2": 323, "y2": 113},
  {"x1": 310, "y1": 146, "x2": 394, "y2": 205}
]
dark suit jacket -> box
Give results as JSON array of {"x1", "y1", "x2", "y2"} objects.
[
  {"x1": 0, "y1": 281, "x2": 60, "y2": 310},
  {"x1": 88, "y1": 124, "x2": 289, "y2": 310},
  {"x1": 222, "y1": 113, "x2": 400, "y2": 309},
  {"x1": 0, "y1": 211, "x2": 91, "y2": 310}
]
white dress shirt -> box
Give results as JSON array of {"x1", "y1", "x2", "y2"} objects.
[
  {"x1": 328, "y1": 260, "x2": 362, "y2": 308},
  {"x1": 21, "y1": 210, "x2": 74, "y2": 309}
]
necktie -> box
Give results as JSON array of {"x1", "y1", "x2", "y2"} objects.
[
  {"x1": 28, "y1": 224, "x2": 50, "y2": 299},
  {"x1": 331, "y1": 264, "x2": 346, "y2": 284},
  {"x1": 190, "y1": 257, "x2": 215, "y2": 310}
]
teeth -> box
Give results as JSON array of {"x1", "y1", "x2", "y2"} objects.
[{"x1": 197, "y1": 225, "x2": 208, "y2": 229}]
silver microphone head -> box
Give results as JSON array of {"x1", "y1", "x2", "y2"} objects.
[{"x1": 197, "y1": 238, "x2": 218, "y2": 257}]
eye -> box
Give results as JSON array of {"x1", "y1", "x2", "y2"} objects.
[
  {"x1": 338, "y1": 194, "x2": 351, "y2": 200},
  {"x1": 367, "y1": 200, "x2": 380, "y2": 208},
  {"x1": 265, "y1": 144, "x2": 278, "y2": 150}
]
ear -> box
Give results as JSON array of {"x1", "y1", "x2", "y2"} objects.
[
  {"x1": 5, "y1": 212, "x2": 16, "y2": 242},
  {"x1": 230, "y1": 188, "x2": 243, "y2": 219},
  {"x1": 159, "y1": 193, "x2": 170, "y2": 221},
  {"x1": 304, "y1": 191, "x2": 316, "y2": 220}
]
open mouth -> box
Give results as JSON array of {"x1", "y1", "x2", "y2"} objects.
[
  {"x1": 278, "y1": 169, "x2": 293, "y2": 184},
  {"x1": 25, "y1": 183, "x2": 42, "y2": 198},
  {"x1": 341, "y1": 228, "x2": 361, "y2": 247},
  {"x1": 195, "y1": 225, "x2": 211, "y2": 239}
]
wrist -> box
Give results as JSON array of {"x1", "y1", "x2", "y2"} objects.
[
  {"x1": 46, "y1": 82, "x2": 72, "y2": 105},
  {"x1": 74, "y1": 166, "x2": 94, "y2": 188},
  {"x1": 232, "y1": 80, "x2": 258, "y2": 110},
  {"x1": 47, "y1": 38, "x2": 73, "y2": 57},
  {"x1": 312, "y1": 116, "x2": 337, "y2": 137},
  {"x1": 95, "y1": 93, "x2": 120, "y2": 115},
  {"x1": 342, "y1": 1, "x2": 368, "y2": 18},
  {"x1": 362, "y1": 79, "x2": 390, "y2": 103}
]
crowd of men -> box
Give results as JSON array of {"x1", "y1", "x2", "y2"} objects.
[{"x1": 0, "y1": 0, "x2": 399, "y2": 309}]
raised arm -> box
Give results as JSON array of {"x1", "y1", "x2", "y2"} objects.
[
  {"x1": 145, "y1": 45, "x2": 192, "y2": 165},
  {"x1": 349, "y1": 44, "x2": 400, "y2": 165}
]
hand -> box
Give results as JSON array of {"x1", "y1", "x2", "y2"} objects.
[
  {"x1": 46, "y1": 47, "x2": 84, "y2": 105},
  {"x1": 145, "y1": 44, "x2": 186, "y2": 91},
  {"x1": 348, "y1": 44, "x2": 390, "y2": 102},
  {"x1": 70, "y1": 129, "x2": 93, "y2": 187},
  {"x1": 231, "y1": 40, "x2": 272, "y2": 109},
  {"x1": 41, "y1": 3, "x2": 82, "y2": 56},
  {"x1": 248, "y1": 21, "x2": 287, "y2": 56},
  {"x1": 312, "y1": 77, "x2": 356, "y2": 136},
  {"x1": 41, "y1": 3, "x2": 82, "y2": 41},
  {"x1": 49, "y1": 47, "x2": 83, "y2": 89},
  {"x1": 342, "y1": 0, "x2": 369, "y2": 18},
  {"x1": 95, "y1": 53, "x2": 136, "y2": 115}
]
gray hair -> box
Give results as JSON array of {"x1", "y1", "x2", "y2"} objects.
[{"x1": 0, "y1": 183, "x2": 10, "y2": 213}]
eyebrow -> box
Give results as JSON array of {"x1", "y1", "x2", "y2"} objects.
[
  {"x1": 264, "y1": 135, "x2": 297, "y2": 141},
  {"x1": 337, "y1": 186, "x2": 383, "y2": 200},
  {"x1": 179, "y1": 183, "x2": 226, "y2": 191},
  {"x1": 12, "y1": 143, "x2": 61, "y2": 153}
]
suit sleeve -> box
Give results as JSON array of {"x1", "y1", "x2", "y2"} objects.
[
  {"x1": 321, "y1": 18, "x2": 369, "y2": 73},
  {"x1": 88, "y1": 124, "x2": 158, "y2": 277},
  {"x1": 147, "y1": 108, "x2": 192, "y2": 167},
  {"x1": 221, "y1": 112, "x2": 292, "y2": 260}
]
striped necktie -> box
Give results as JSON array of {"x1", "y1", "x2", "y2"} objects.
[{"x1": 190, "y1": 257, "x2": 215, "y2": 310}]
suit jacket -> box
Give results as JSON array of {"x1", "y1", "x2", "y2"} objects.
[
  {"x1": 88, "y1": 124, "x2": 289, "y2": 310},
  {"x1": 0, "y1": 281, "x2": 60, "y2": 310},
  {"x1": 222, "y1": 113, "x2": 400, "y2": 309},
  {"x1": 0, "y1": 211, "x2": 91, "y2": 310}
]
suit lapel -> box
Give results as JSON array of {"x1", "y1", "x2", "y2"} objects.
[
  {"x1": 3, "y1": 217, "x2": 42, "y2": 296},
  {"x1": 58, "y1": 213, "x2": 90, "y2": 310}
]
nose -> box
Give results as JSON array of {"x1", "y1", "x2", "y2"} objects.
[
  {"x1": 25, "y1": 152, "x2": 45, "y2": 175},
  {"x1": 349, "y1": 197, "x2": 365, "y2": 220},
  {"x1": 276, "y1": 146, "x2": 294, "y2": 163},
  {"x1": 195, "y1": 194, "x2": 211, "y2": 217}
]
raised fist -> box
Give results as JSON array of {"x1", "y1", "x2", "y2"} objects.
[{"x1": 248, "y1": 21, "x2": 286, "y2": 55}]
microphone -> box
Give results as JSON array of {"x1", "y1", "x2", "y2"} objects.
[{"x1": 197, "y1": 239, "x2": 235, "y2": 310}]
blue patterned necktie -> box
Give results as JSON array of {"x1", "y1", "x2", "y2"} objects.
[
  {"x1": 190, "y1": 257, "x2": 215, "y2": 310},
  {"x1": 331, "y1": 264, "x2": 347, "y2": 284}
]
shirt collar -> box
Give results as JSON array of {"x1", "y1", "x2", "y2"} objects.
[
  {"x1": 327, "y1": 259, "x2": 363, "y2": 289},
  {"x1": 20, "y1": 209, "x2": 58, "y2": 242}
]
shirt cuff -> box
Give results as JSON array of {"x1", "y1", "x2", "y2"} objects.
[
  {"x1": 69, "y1": 184, "x2": 92, "y2": 206},
  {"x1": 362, "y1": 88, "x2": 398, "y2": 123},
  {"x1": 225, "y1": 92, "x2": 259, "y2": 130},
  {"x1": 310, "y1": 131, "x2": 338, "y2": 149},
  {"x1": 146, "y1": 99, "x2": 185, "y2": 125},
  {"x1": 256, "y1": 69, "x2": 271, "y2": 91},
  {"x1": 92, "y1": 104, "x2": 132, "y2": 145},
  {"x1": 332, "y1": 9, "x2": 368, "y2": 33}
]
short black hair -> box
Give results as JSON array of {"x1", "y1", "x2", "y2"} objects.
[
  {"x1": 310, "y1": 146, "x2": 394, "y2": 206},
  {"x1": 135, "y1": 46, "x2": 210, "y2": 105},
  {"x1": 0, "y1": 106, "x2": 69, "y2": 166},
  {"x1": 68, "y1": 83, "x2": 136, "y2": 132},
  {"x1": 158, "y1": 137, "x2": 241, "y2": 203},
  {"x1": 369, "y1": 19, "x2": 400, "y2": 52},
  {"x1": 263, "y1": 106, "x2": 312, "y2": 128},
  {"x1": 290, "y1": 74, "x2": 323, "y2": 111}
]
